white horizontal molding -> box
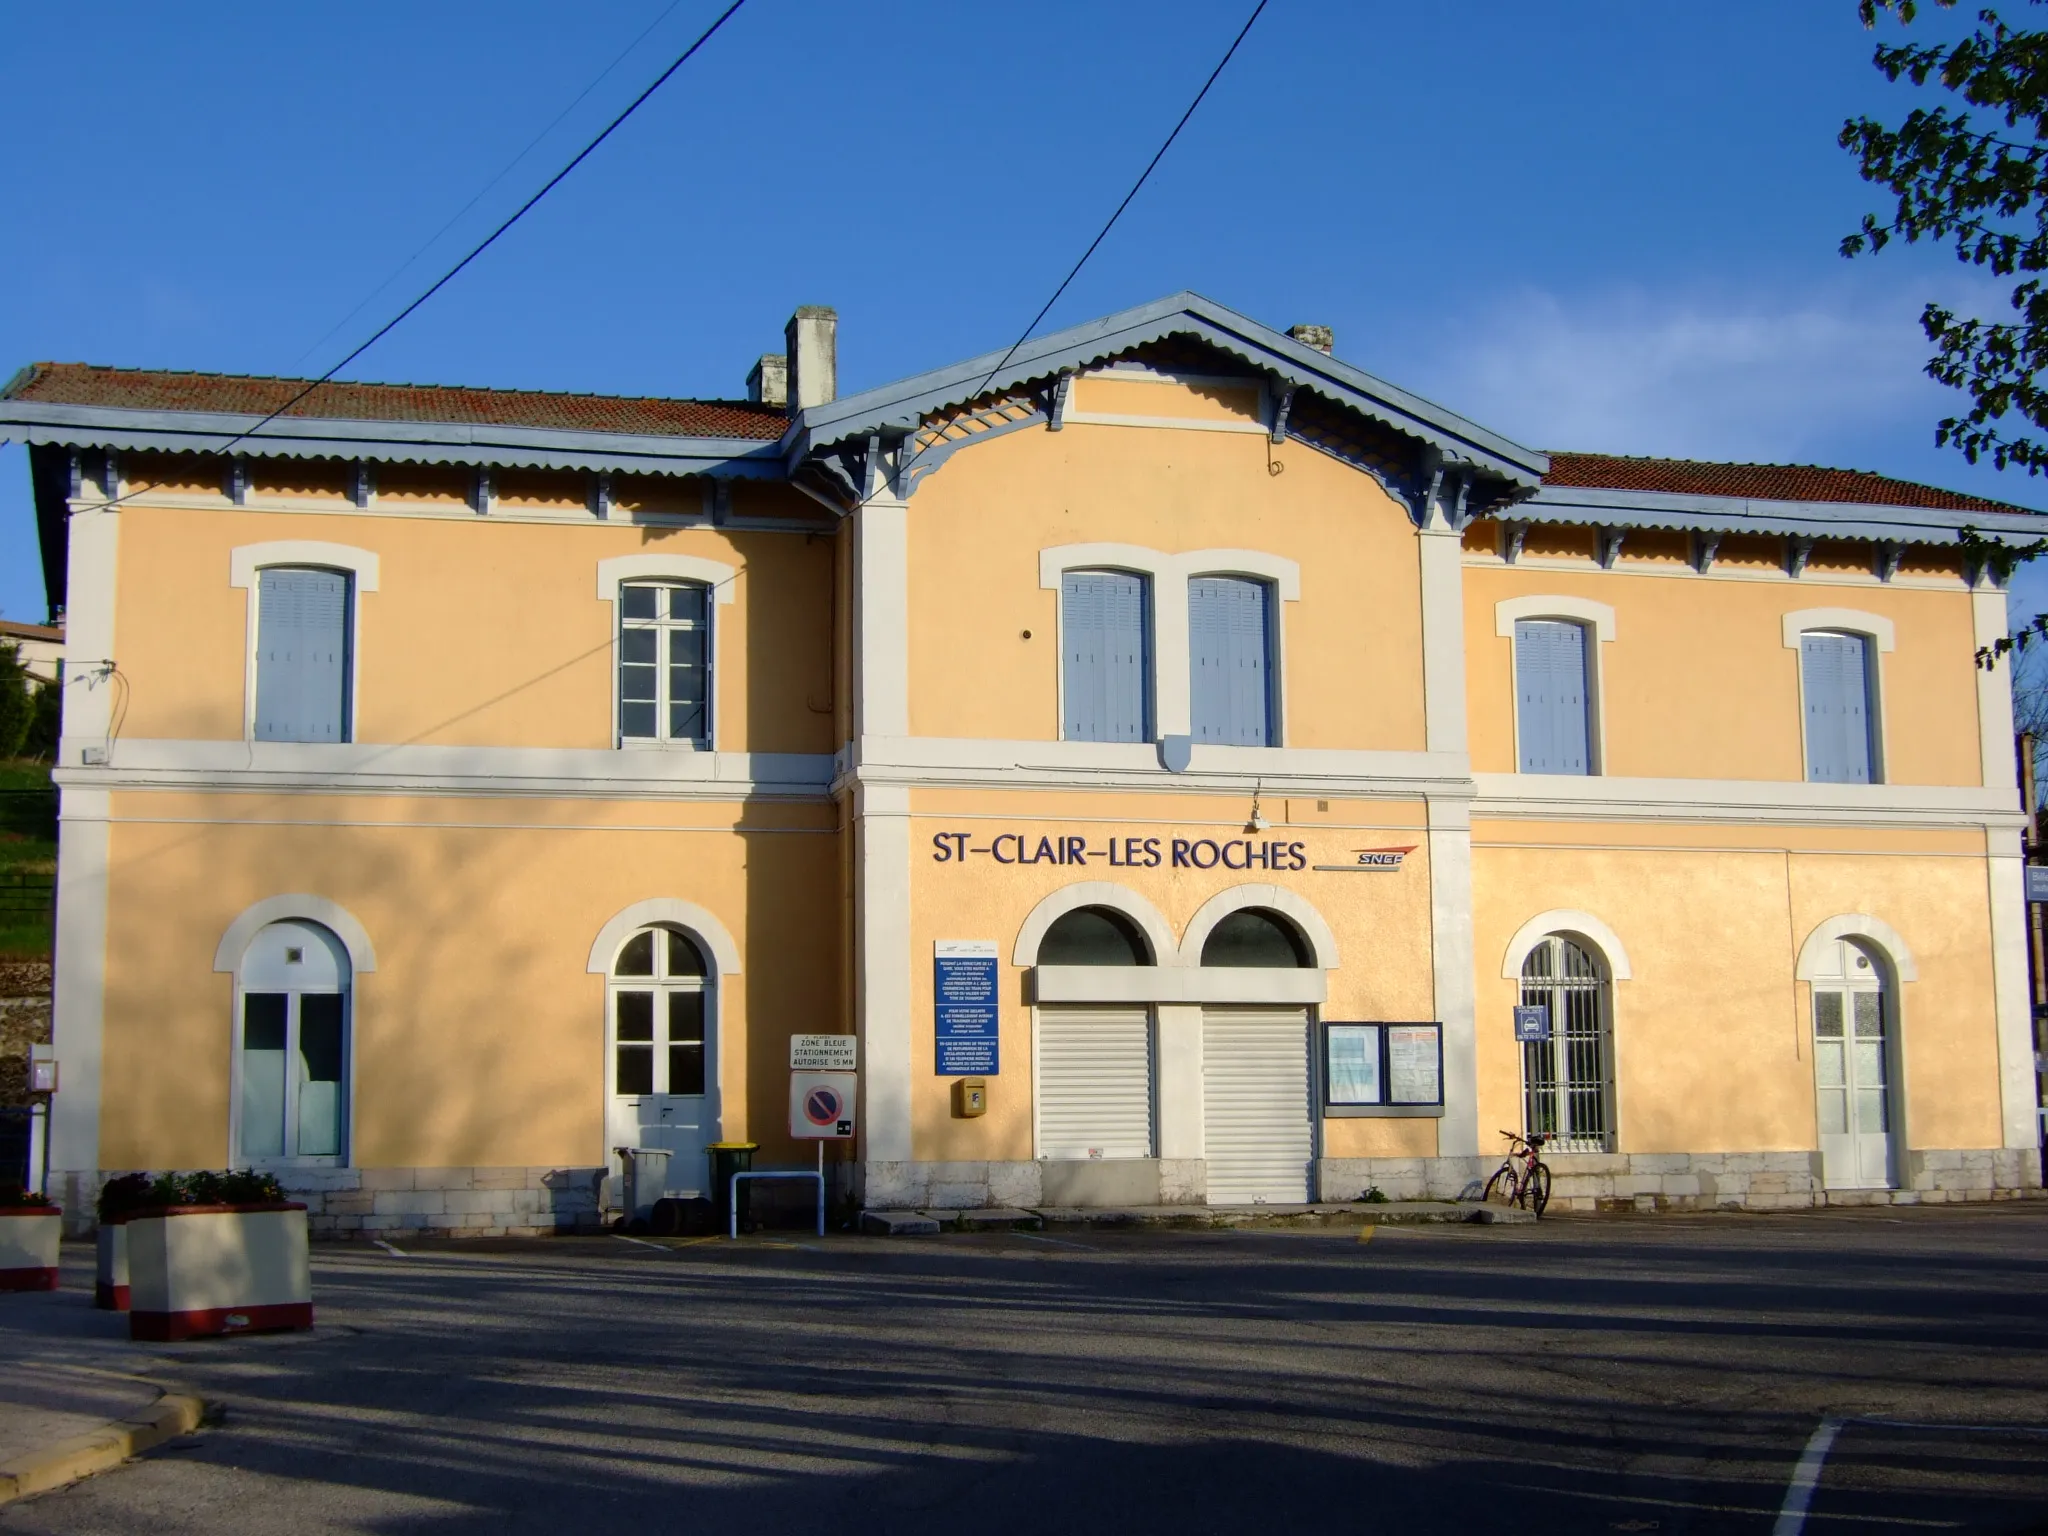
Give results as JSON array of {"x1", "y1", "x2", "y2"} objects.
[
  {"x1": 1038, "y1": 544, "x2": 1302, "y2": 602},
  {"x1": 1781, "y1": 607, "x2": 1896, "y2": 651},
  {"x1": 846, "y1": 734, "x2": 1473, "y2": 796},
  {"x1": 1472, "y1": 771, "x2": 2024, "y2": 828},
  {"x1": 230, "y1": 540, "x2": 380, "y2": 592},
  {"x1": 55, "y1": 737, "x2": 833, "y2": 800},
  {"x1": 1062, "y1": 411, "x2": 1270, "y2": 437},
  {"x1": 1494, "y1": 594, "x2": 1615, "y2": 642},
  {"x1": 1030, "y1": 965, "x2": 1325, "y2": 1005},
  {"x1": 595, "y1": 553, "x2": 739, "y2": 603}
]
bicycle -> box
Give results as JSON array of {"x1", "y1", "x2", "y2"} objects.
[{"x1": 1483, "y1": 1129, "x2": 1552, "y2": 1216}]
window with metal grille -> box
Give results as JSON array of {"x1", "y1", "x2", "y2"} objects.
[
  {"x1": 1519, "y1": 935, "x2": 1613, "y2": 1153},
  {"x1": 618, "y1": 581, "x2": 710, "y2": 746}
]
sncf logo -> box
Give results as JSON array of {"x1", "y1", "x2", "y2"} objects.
[{"x1": 1351, "y1": 846, "x2": 1416, "y2": 869}]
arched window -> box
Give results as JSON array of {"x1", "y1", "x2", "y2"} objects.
[
  {"x1": 1038, "y1": 906, "x2": 1152, "y2": 966},
  {"x1": 1809, "y1": 936, "x2": 1898, "y2": 1190},
  {"x1": 1519, "y1": 935, "x2": 1613, "y2": 1152},
  {"x1": 235, "y1": 920, "x2": 351, "y2": 1164},
  {"x1": 1200, "y1": 908, "x2": 1311, "y2": 968},
  {"x1": 611, "y1": 926, "x2": 710, "y2": 1097}
]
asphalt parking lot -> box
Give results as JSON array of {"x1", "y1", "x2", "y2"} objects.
[{"x1": 6, "y1": 1204, "x2": 2048, "y2": 1534}]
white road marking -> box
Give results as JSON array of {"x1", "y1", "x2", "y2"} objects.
[
  {"x1": 372, "y1": 1239, "x2": 407, "y2": 1258},
  {"x1": 1012, "y1": 1231, "x2": 1093, "y2": 1251},
  {"x1": 1772, "y1": 1416, "x2": 1844, "y2": 1536},
  {"x1": 1774, "y1": 1416, "x2": 2048, "y2": 1535},
  {"x1": 611, "y1": 1233, "x2": 666, "y2": 1252}
]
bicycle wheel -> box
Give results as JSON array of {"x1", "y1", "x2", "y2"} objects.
[
  {"x1": 1482, "y1": 1164, "x2": 1520, "y2": 1206},
  {"x1": 1527, "y1": 1163, "x2": 1552, "y2": 1217}
]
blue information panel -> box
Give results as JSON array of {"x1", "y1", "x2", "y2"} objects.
[
  {"x1": 2029, "y1": 866, "x2": 2048, "y2": 904},
  {"x1": 934, "y1": 941, "x2": 999, "y2": 1075},
  {"x1": 1513, "y1": 1004, "x2": 1550, "y2": 1042}
]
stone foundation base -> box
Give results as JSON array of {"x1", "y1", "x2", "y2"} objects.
[
  {"x1": 1321, "y1": 1147, "x2": 2044, "y2": 1212},
  {"x1": 52, "y1": 1166, "x2": 608, "y2": 1238}
]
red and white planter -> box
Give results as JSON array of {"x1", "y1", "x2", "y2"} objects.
[
  {"x1": 127, "y1": 1202, "x2": 312, "y2": 1341},
  {"x1": 96, "y1": 1215, "x2": 130, "y2": 1310},
  {"x1": 0, "y1": 1204, "x2": 61, "y2": 1291}
]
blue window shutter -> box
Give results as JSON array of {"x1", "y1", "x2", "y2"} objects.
[
  {"x1": 1515, "y1": 620, "x2": 1590, "y2": 774},
  {"x1": 1190, "y1": 577, "x2": 1272, "y2": 746},
  {"x1": 1802, "y1": 633, "x2": 1874, "y2": 783},
  {"x1": 1062, "y1": 572, "x2": 1149, "y2": 742},
  {"x1": 254, "y1": 568, "x2": 351, "y2": 743}
]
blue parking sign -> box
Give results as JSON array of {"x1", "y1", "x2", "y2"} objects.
[{"x1": 1513, "y1": 1004, "x2": 1550, "y2": 1042}]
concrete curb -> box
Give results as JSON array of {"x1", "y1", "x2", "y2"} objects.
[
  {"x1": 858, "y1": 1201, "x2": 1540, "y2": 1234},
  {"x1": 0, "y1": 1390, "x2": 208, "y2": 1505}
]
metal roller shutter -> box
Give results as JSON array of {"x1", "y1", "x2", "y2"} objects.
[
  {"x1": 1035, "y1": 1007, "x2": 1154, "y2": 1159},
  {"x1": 1202, "y1": 1007, "x2": 1312, "y2": 1203}
]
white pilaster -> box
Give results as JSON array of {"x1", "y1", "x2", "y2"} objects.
[
  {"x1": 853, "y1": 497, "x2": 909, "y2": 740},
  {"x1": 1153, "y1": 1003, "x2": 1204, "y2": 1159},
  {"x1": 1429, "y1": 796, "x2": 1479, "y2": 1158},
  {"x1": 48, "y1": 790, "x2": 109, "y2": 1179},
  {"x1": 856, "y1": 782, "x2": 913, "y2": 1163},
  {"x1": 1986, "y1": 826, "x2": 2038, "y2": 1150},
  {"x1": 1418, "y1": 525, "x2": 1469, "y2": 756},
  {"x1": 58, "y1": 500, "x2": 121, "y2": 754},
  {"x1": 1974, "y1": 585, "x2": 2017, "y2": 791}
]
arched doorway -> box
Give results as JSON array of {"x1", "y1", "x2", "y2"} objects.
[
  {"x1": 1034, "y1": 906, "x2": 1155, "y2": 1162},
  {"x1": 606, "y1": 925, "x2": 717, "y2": 1196},
  {"x1": 234, "y1": 920, "x2": 351, "y2": 1165},
  {"x1": 1199, "y1": 906, "x2": 1316, "y2": 1204},
  {"x1": 1518, "y1": 934, "x2": 1614, "y2": 1153},
  {"x1": 1809, "y1": 935, "x2": 1897, "y2": 1189}
]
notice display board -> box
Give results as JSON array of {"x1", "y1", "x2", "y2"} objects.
[
  {"x1": 1513, "y1": 1004, "x2": 1551, "y2": 1043},
  {"x1": 934, "y1": 940, "x2": 999, "y2": 1075},
  {"x1": 1321, "y1": 1022, "x2": 1443, "y2": 1112}
]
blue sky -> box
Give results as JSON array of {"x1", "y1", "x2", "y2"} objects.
[{"x1": 4, "y1": 1, "x2": 2043, "y2": 623}]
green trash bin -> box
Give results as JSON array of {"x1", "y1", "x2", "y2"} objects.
[{"x1": 708, "y1": 1141, "x2": 758, "y2": 1234}]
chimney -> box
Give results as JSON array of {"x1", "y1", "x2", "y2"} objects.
[
  {"x1": 1287, "y1": 323, "x2": 1334, "y2": 355},
  {"x1": 746, "y1": 353, "x2": 787, "y2": 408},
  {"x1": 785, "y1": 306, "x2": 838, "y2": 413}
]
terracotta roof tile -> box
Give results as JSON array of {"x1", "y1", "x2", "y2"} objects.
[
  {"x1": 1, "y1": 362, "x2": 788, "y2": 442},
  {"x1": 1544, "y1": 451, "x2": 2038, "y2": 515}
]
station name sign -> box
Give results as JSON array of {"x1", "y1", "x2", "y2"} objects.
[{"x1": 930, "y1": 831, "x2": 1416, "y2": 873}]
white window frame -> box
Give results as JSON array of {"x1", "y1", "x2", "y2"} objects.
[
  {"x1": 1039, "y1": 544, "x2": 1300, "y2": 744},
  {"x1": 595, "y1": 554, "x2": 737, "y2": 751},
  {"x1": 226, "y1": 924, "x2": 354, "y2": 1169},
  {"x1": 1496, "y1": 596, "x2": 1616, "y2": 776},
  {"x1": 605, "y1": 924, "x2": 715, "y2": 1100},
  {"x1": 1784, "y1": 609, "x2": 1894, "y2": 787},
  {"x1": 230, "y1": 542, "x2": 379, "y2": 744}
]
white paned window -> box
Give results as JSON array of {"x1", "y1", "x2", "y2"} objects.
[
  {"x1": 236, "y1": 920, "x2": 351, "y2": 1165},
  {"x1": 1061, "y1": 570, "x2": 1151, "y2": 742},
  {"x1": 619, "y1": 581, "x2": 711, "y2": 746},
  {"x1": 254, "y1": 568, "x2": 352, "y2": 743},
  {"x1": 1801, "y1": 631, "x2": 1879, "y2": 784},
  {"x1": 1514, "y1": 619, "x2": 1593, "y2": 775}
]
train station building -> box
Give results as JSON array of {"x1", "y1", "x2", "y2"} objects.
[{"x1": 5, "y1": 291, "x2": 2044, "y2": 1231}]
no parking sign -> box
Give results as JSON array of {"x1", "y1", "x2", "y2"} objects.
[{"x1": 789, "y1": 1071, "x2": 857, "y2": 1139}]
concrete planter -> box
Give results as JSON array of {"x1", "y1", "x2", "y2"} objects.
[
  {"x1": 96, "y1": 1216, "x2": 130, "y2": 1310},
  {"x1": 0, "y1": 1205, "x2": 62, "y2": 1291},
  {"x1": 127, "y1": 1203, "x2": 312, "y2": 1341}
]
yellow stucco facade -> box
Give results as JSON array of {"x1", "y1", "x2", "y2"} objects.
[{"x1": 14, "y1": 293, "x2": 2041, "y2": 1232}]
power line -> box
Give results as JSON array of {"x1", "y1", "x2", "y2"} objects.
[
  {"x1": 84, "y1": 0, "x2": 750, "y2": 517},
  {"x1": 956, "y1": 0, "x2": 1270, "y2": 410},
  {"x1": 291, "y1": 0, "x2": 694, "y2": 371}
]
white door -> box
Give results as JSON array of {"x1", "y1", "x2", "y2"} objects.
[
  {"x1": 1811, "y1": 938, "x2": 1896, "y2": 1190},
  {"x1": 1035, "y1": 1007, "x2": 1154, "y2": 1159},
  {"x1": 1202, "y1": 1007, "x2": 1312, "y2": 1204},
  {"x1": 607, "y1": 926, "x2": 717, "y2": 1196}
]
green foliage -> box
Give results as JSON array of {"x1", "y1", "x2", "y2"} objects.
[
  {"x1": 22, "y1": 682, "x2": 57, "y2": 763},
  {"x1": 0, "y1": 645, "x2": 32, "y2": 761},
  {"x1": 1360, "y1": 1185, "x2": 1390, "y2": 1205},
  {"x1": 1842, "y1": 0, "x2": 2048, "y2": 472},
  {"x1": 0, "y1": 1184, "x2": 54, "y2": 1207},
  {"x1": 128, "y1": 1169, "x2": 289, "y2": 1209},
  {"x1": 96, "y1": 1172, "x2": 154, "y2": 1221}
]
